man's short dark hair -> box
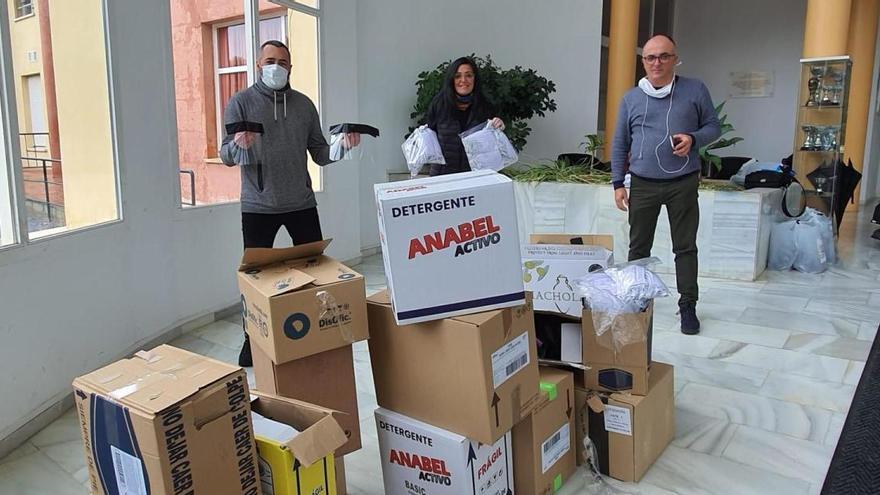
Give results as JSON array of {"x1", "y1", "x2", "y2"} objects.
[
  {"x1": 650, "y1": 33, "x2": 676, "y2": 46},
  {"x1": 261, "y1": 40, "x2": 291, "y2": 59}
]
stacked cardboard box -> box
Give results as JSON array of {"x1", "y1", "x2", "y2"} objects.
[
  {"x1": 523, "y1": 233, "x2": 673, "y2": 482},
  {"x1": 372, "y1": 171, "x2": 549, "y2": 494},
  {"x1": 238, "y1": 239, "x2": 371, "y2": 492}
]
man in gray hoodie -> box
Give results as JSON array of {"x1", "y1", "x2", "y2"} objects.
[
  {"x1": 611, "y1": 34, "x2": 720, "y2": 335},
  {"x1": 221, "y1": 40, "x2": 359, "y2": 365}
]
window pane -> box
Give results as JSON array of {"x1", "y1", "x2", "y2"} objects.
[
  {"x1": 218, "y1": 24, "x2": 246, "y2": 69},
  {"x1": 653, "y1": 0, "x2": 674, "y2": 37},
  {"x1": 7, "y1": 0, "x2": 118, "y2": 237},
  {"x1": 638, "y1": 0, "x2": 652, "y2": 47},
  {"x1": 259, "y1": 16, "x2": 285, "y2": 45},
  {"x1": 0, "y1": 74, "x2": 16, "y2": 246},
  {"x1": 295, "y1": 0, "x2": 318, "y2": 8},
  {"x1": 287, "y1": 9, "x2": 322, "y2": 191},
  {"x1": 601, "y1": 0, "x2": 610, "y2": 38}
]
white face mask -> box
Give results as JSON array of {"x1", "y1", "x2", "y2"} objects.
[
  {"x1": 261, "y1": 64, "x2": 289, "y2": 90},
  {"x1": 638, "y1": 76, "x2": 674, "y2": 98}
]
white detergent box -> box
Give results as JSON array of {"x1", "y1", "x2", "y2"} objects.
[
  {"x1": 375, "y1": 407, "x2": 515, "y2": 495},
  {"x1": 375, "y1": 170, "x2": 525, "y2": 325},
  {"x1": 521, "y1": 244, "x2": 614, "y2": 318}
]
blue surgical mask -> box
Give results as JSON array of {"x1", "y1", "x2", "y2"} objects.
[{"x1": 261, "y1": 64, "x2": 289, "y2": 90}]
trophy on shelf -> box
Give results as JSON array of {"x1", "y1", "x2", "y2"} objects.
[
  {"x1": 830, "y1": 70, "x2": 844, "y2": 105},
  {"x1": 801, "y1": 125, "x2": 817, "y2": 150},
  {"x1": 820, "y1": 70, "x2": 835, "y2": 106},
  {"x1": 806, "y1": 65, "x2": 824, "y2": 106}
]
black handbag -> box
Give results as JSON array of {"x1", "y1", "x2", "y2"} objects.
[{"x1": 744, "y1": 168, "x2": 804, "y2": 218}]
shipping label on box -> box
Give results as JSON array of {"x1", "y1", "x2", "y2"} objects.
[
  {"x1": 376, "y1": 408, "x2": 515, "y2": 495},
  {"x1": 72, "y1": 345, "x2": 263, "y2": 495},
  {"x1": 522, "y1": 243, "x2": 614, "y2": 318},
  {"x1": 375, "y1": 170, "x2": 525, "y2": 325},
  {"x1": 238, "y1": 239, "x2": 369, "y2": 365}
]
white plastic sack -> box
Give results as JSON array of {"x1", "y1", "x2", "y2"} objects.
[
  {"x1": 401, "y1": 125, "x2": 445, "y2": 178},
  {"x1": 768, "y1": 220, "x2": 797, "y2": 271},
  {"x1": 791, "y1": 208, "x2": 833, "y2": 274},
  {"x1": 460, "y1": 121, "x2": 518, "y2": 172},
  {"x1": 800, "y1": 208, "x2": 836, "y2": 265}
]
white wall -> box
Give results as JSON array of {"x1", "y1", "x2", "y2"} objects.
[
  {"x1": 0, "y1": 0, "x2": 360, "y2": 443},
  {"x1": 355, "y1": 0, "x2": 603, "y2": 250},
  {"x1": 674, "y1": 0, "x2": 806, "y2": 163}
]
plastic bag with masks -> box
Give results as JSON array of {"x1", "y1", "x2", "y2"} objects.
[
  {"x1": 574, "y1": 258, "x2": 669, "y2": 350},
  {"x1": 226, "y1": 121, "x2": 264, "y2": 167},
  {"x1": 800, "y1": 208, "x2": 835, "y2": 265},
  {"x1": 768, "y1": 220, "x2": 797, "y2": 271},
  {"x1": 792, "y1": 209, "x2": 833, "y2": 274},
  {"x1": 401, "y1": 125, "x2": 445, "y2": 177},
  {"x1": 459, "y1": 121, "x2": 518, "y2": 171}
]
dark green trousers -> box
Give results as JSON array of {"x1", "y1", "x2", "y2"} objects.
[{"x1": 627, "y1": 172, "x2": 700, "y2": 303}]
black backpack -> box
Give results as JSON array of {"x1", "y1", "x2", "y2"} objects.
[{"x1": 744, "y1": 166, "x2": 803, "y2": 218}]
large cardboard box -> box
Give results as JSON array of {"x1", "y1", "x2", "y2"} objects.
[
  {"x1": 522, "y1": 234, "x2": 615, "y2": 318},
  {"x1": 250, "y1": 391, "x2": 347, "y2": 495},
  {"x1": 72, "y1": 345, "x2": 262, "y2": 495},
  {"x1": 375, "y1": 170, "x2": 525, "y2": 325},
  {"x1": 573, "y1": 387, "x2": 590, "y2": 467},
  {"x1": 335, "y1": 457, "x2": 347, "y2": 495},
  {"x1": 253, "y1": 344, "x2": 361, "y2": 456},
  {"x1": 238, "y1": 239, "x2": 369, "y2": 365},
  {"x1": 375, "y1": 408, "x2": 515, "y2": 495},
  {"x1": 585, "y1": 362, "x2": 674, "y2": 482},
  {"x1": 512, "y1": 368, "x2": 577, "y2": 495},
  {"x1": 581, "y1": 303, "x2": 654, "y2": 395},
  {"x1": 368, "y1": 290, "x2": 540, "y2": 445}
]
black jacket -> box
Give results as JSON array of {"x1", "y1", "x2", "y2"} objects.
[{"x1": 426, "y1": 95, "x2": 493, "y2": 174}]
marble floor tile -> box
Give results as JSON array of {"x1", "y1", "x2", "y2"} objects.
[
  {"x1": 722, "y1": 426, "x2": 835, "y2": 485},
  {"x1": 640, "y1": 445, "x2": 811, "y2": 495},
  {"x1": 0, "y1": 442, "x2": 37, "y2": 466},
  {"x1": 784, "y1": 334, "x2": 871, "y2": 362},
  {"x1": 823, "y1": 413, "x2": 847, "y2": 447},
  {"x1": 842, "y1": 360, "x2": 865, "y2": 386},
  {"x1": 803, "y1": 299, "x2": 880, "y2": 325},
  {"x1": 673, "y1": 408, "x2": 738, "y2": 455},
  {"x1": 169, "y1": 333, "x2": 240, "y2": 364},
  {"x1": 700, "y1": 289, "x2": 810, "y2": 312},
  {"x1": 192, "y1": 319, "x2": 246, "y2": 350},
  {"x1": 676, "y1": 383, "x2": 832, "y2": 442},
  {"x1": 653, "y1": 333, "x2": 723, "y2": 358},
  {"x1": 693, "y1": 302, "x2": 747, "y2": 323},
  {"x1": 0, "y1": 450, "x2": 87, "y2": 495},
  {"x1": 40, "y1": 440, "x2": 87, "y2": 480},
  {"x1": 709, "y1": 343, "x2": 849, "y2": 383},
  {"x1": 697, "y1": 319, "x2": 791, "y2": 348},
  {"x1": 558, "y1": 469, "x2": 678, "y2": 494},
  {"x1": 738, "y1": 307, "x2": 862, "y2": 338},
  {"x1": 28, "y1": 409, "x2": 80, "y2": 448},
  {"x1": 654, "y1": 350, "x2": 769, "y2": 394},
  {"x1": 759, "y1": 372, "x2": 856, "y2": 413},
  {"x1": 857, "y1": 321, "x2": 878, "y2": 341}
]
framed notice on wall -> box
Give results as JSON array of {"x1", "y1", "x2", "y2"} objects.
[{"x1": 729, "y1": 71, "x2": 774, "y2": 98}]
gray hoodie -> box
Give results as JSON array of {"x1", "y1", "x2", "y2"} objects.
[
  {"x1": 220, "y1": 78, "x2": 333, "y2": 214},
  {"x1": 611, "y1": 76, "x2": 720, "y2": 187}
]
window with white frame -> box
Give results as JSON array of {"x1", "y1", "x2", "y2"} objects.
[
  {"x1": 14, "y1": 0, "x2": 34, "y2": 19},
  {"x1": 2, "y1": 0, "x2": 119, "y2": 243},
  {"x1": 169, "y1": 0, "x2": 323, "y2": 207}
]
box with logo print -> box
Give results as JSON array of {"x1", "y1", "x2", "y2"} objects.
[
  {"x1": 374, "y1": 170, "x2": 525, "y2": 325},
  {"x1": 237, "y1": 239, "x2": 369, "y2": 365},
  {"x1": 72, "y1": 345, "x2": 263, "y2": 495},
  {"x1": 367, "y1": 290, "x2": 540, "y2": 445},
  {"x1": 375, "y1": 407, "x2": 515, "y2": 495},
  {"x1": 522, "y1": 234, "x2": 615, "y2": 318}
]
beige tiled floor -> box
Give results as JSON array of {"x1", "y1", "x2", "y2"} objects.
[{"x1": 1, "y1": 209, "x2": 878, "y2": 494}]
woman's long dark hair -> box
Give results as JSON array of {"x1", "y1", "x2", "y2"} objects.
[{"x1": 433, "y1": 57, "x2": 493, "y2": 122}]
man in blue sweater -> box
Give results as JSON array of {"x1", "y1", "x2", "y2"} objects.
[{"x1": 611, "y1": 34, "x2": 721, "y2": 335}]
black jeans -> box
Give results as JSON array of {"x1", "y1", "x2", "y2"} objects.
[
  {"x1": 628, "y1": 172, "x2": 700, "y2": 304},
  {"x1": 242, "y1": 207, "x2": 323, "y2": 248}
]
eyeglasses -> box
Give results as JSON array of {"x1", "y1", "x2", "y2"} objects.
[{"x1": 642, "y1": 53, "x2": 676, "y2": 64}]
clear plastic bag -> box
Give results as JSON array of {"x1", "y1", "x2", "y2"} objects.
[
  {"x1": 401, "y1": 125, "x2": 445, "y2": 177},
  {"x1": 801, "y1": 208, "x2": 836, "y2": 265},
  {"x1": 459, "y1": 121, "x2": 518, "y2": 171},
  {"x1": 768, "y1": 220, "x2": 797, "y2": 271},
  {"x1": 226, "y1": 121, "x2": 264, "y2": 167},
  {"x1": 792, "y1": 217, "x2": 829, "y2": 274},
  {"x1": 574, "y1": 258, "x2": 669, "y2": 351}
]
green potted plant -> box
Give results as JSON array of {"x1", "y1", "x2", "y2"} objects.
[
  {"x1": 409, "y1": 54, "x2": 557, "y2": 151},
  {"x1": 698, "y1": 101, "x2": 744, "y2": 173}
]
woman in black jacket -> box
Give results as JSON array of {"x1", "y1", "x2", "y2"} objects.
[{"x1": 425, "y1": 57, "x2": 505, "y2": 176}]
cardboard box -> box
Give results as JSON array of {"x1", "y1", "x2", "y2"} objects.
[
  {"x1": 251, "y1": 391, "x2": 347, "y2": 495},
  {"x1": 335, "y1": 457, "x2": 347, "y2": 495},
  {"x1": 512, "y1": 368, "x2": 577, "y2": 495},
  {"x1": 573, "y1": 387, "x2": 590, "y2": 467},
  {"x1": 238, "y1": 239, "x2": 369, "y2": 365},
  {"x1": 522, "y1": 235, "x2": 615, "y2": 318},
  {"x1": 375, "y1": 408, "x2": 515, "y2": 495},
  {"x1": 585, "y1": 362, "x2": 674, "y2": 482},
  {"x1": 375, "y1": 170, "x2": 525, "y2": 325},
  {"x1": 581, "y1": 303, "x2": 654, "y2": 395},
  {"x1": 367, "y1": 290, "x2": 540, "y2": 445},
  {"x1": 72, "y1": 345, "x2": 262, "y2": 495},
  {"x1": 253, "y1": 343, "x2": 362, "y2": 456}
]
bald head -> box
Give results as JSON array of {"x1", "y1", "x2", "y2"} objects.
[{"x1": 642, "y1": 35, "x2": 678, "y2": 86}]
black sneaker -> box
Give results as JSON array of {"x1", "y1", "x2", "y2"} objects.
[
  {"x1": 679, "y1": 302, "x2": 700, "y2": 335},
  {"x1": 238, "y1": 334, "x2": 253, "y2": 367}
]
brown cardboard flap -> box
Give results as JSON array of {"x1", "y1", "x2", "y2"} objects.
[
  {"x1": 239, "y1": 239, "x2": 332, "y2": 271},
  {"x1": 288, "y1": 256, "x2": 363, "y2": 286},
  {"x1": 250, "y1": 392, "x2": 347, "y2": 467},
  {"x1": 587, "y1": 394, "x2": 605, "y2": 413},
  {"x1": 240, "y1": 264, "x2": 317, "y2": 298},
  {"x1": 450, "y1": 309, "x2": 502, "y2": 327},
  {"x1": 529, "y1": 234, "x2": 614, "y2": 252},
  {"x1": 367, "y1": 290, "x2": 392, "y2": 306},
  {"x1": 75, "y1": 345, "x2": 240, "y2": 414}
]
